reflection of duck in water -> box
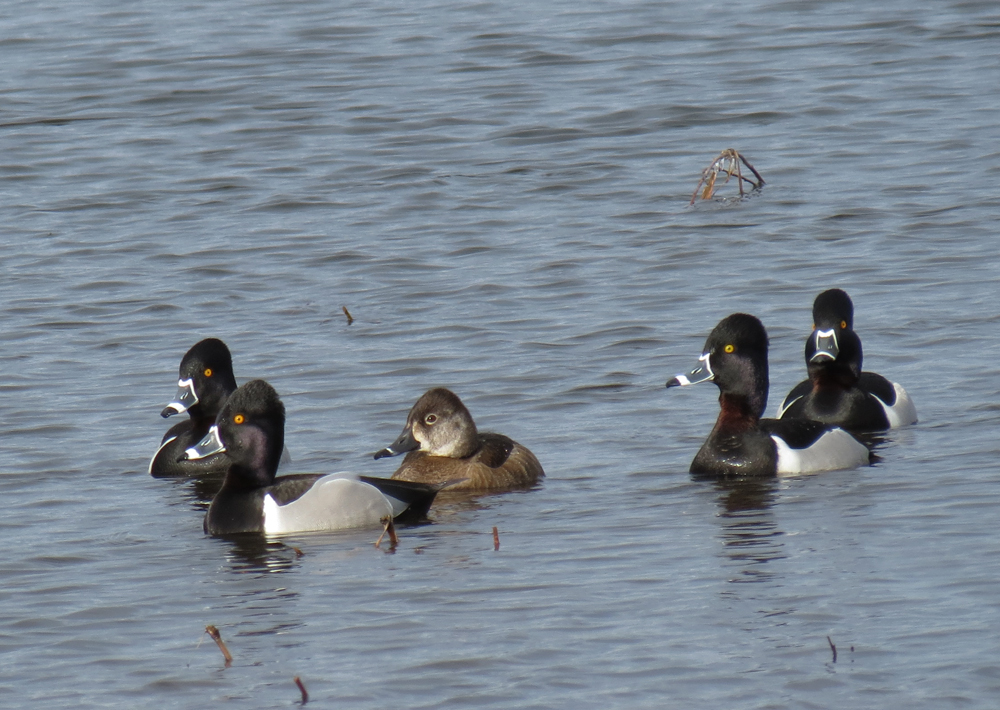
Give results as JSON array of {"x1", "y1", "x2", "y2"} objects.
[
  {"x1": 778, "y1": 289, "x2": 917, "y2": 431},
  {"x1": 703, "y1": 476, "x2": 786, "y2": 582},
  {"x1": 667, "y1": 313, "x2": 870, "y2": 477},
  {"x1": 184, "y1": 380, "x2": 445, "y2": 536},
  {"x1": 375, "y1": 388, "x2": 544, "y2": 491}
]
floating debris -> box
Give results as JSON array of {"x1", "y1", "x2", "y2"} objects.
[
  {"x1": 375, "y1": 515, "x2": 398, "y2": 549},
  {"x1": 493, "y1": 526, "x2": 500, "y2": 551},
  {"x1": 826, "y1": 635, "x2": 837, "y2": 663},
  {"x1": 205, "y1": 625, "x2": 233, "y2": 666},
  {"x1": 342, "y1": 306, "x2": 354, "y2": 325},
  {"x1": 294, "y1": 676, "x2": 309, "y2": 704},
  {"x1": 689, "y1": 149, "x2": 764, "y2": 204}
]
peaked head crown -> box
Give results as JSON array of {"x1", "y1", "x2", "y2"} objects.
[
  {"x1": 812, "y1": 289, "x2": 854, "y2": 331},
  {"x1": 704, "y1": 313, "x2": 770, "y2": 417},
  {"x1": 221, "y1": 378, "x2": 284, "y2": 423},
  {"x1": 407, "y1": 387, "x2": 480, "y2": 458},
  {"x1": 162, "y1": 338, "x2": 238, "y2": 420},
  {"x1": 216, "y1": 379, "x2": 286, "y2": 486},
  {"x1": 178, "y1": 338, "x2": 238, "y2": 412},
  {"x1": 181, "y1": 338, "x2": 233, "y2": 375},
  {"x1": 705, "y1": 313, "x2": 769, "y2": 357},
  {"x1": 806, "y1": 289, "x2": 862, "y2": 377}
]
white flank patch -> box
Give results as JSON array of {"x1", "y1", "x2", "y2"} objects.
[
  {"x1": 262, "y1": 476, "x2": 395, "y2": 535},
  {"x1": 148, "y1": 436, "x2": 177, "y2": 475},
  {"x1": 773, "y1": 429, "x2": 869, "y2": 475},
  {"x1": 877, "y1": 383, "x2": 918, "y2": 428},
  {"x1": 777, "y1": 395, "x2": 802, "y2": 418}
]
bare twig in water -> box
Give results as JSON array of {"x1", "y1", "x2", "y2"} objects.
[
  {"x1": 205, "y1": 625, "x2": 233, "y2": 666},
  {"x1": 689, "y1": 149, "x2": 765, "y2": 204},
  {"x1": 294, "y1": 676, "x2": 309, "y2": 704},
  {"x1": 827, "y1": 635, "x2": 837, "y2": 663},
  {"x1": 375, "y1": 516, "x2": 398, "y2": 549},
  {"x1": 493, "y1": 526, "x2": 500, "y2": 551},
  {"x1": 290, "y1": 546, "x2": 305, "y2": 558},
  {"x1": 342, "y1": 306, "x2": 354, "y2": 325}
]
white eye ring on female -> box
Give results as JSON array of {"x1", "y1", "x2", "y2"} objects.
[{"x1": 425, "y1": 414, "x2": 438, "y2": 425}]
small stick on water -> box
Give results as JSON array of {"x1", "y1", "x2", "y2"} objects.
[
  {"x1": 342, "y1": 306, "x2": 354, "y2": 325},
  {"x1": 827, "y1": 635, "x2": 837, "y2": 663},
  {"x1": 205, "y1": 625, "x2": 233, "y2": 666},
  {"x1": 493, "y1": 526, "x2": 500, "y2": 551},
  {"x1": 290, "y1": 546, "x2": 305, "y2": 557},
  {"x1": 294, "y1": 676, "x2": 309, "y2": 704},
  {"x1": 375, "y1": 516, "x2": 398, "y2": 549}
]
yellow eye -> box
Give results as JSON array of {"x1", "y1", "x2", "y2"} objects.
[
  {"x1": 204, "y1": 368, "x2": 213, "y2": 377},
  {"x1": 724, "y1": 344, "x2": 735, "y2": 353},
  {"x1": 840, "y1": 320, "x2": 847, "y2": 329},
  {"x1": 425, "y1": 414, "x2": 438, "y2": 425},
  {"x1": 234, "y1": 414, "x2": 245, "y2": 424}
]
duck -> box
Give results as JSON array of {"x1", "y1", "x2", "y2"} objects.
[
  {"x1": 666, "y1": 313, "x2": 870, "y2": 477},
  {"x1": 149, "y1": 338, "x2": 238, "y2": 477},
  {"x1": 373, "y1": 387, "x2": 544, "y2": 491},
  {"x1": 183, "y1": 379, "x2": 445, "y2": 536},
  {"x1": 777, "y1": 289, "x2": 917, "y2": 431}
]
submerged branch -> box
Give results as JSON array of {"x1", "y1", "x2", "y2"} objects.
[{"x1": 690, "y1": 149, "x2": 765, "y2": 204}]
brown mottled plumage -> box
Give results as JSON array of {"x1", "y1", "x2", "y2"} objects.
[{"x1": 374, "y1": 388, "x2": 544, "y2": 491}]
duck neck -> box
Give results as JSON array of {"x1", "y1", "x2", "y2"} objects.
[
  {"x1": 221, "y1": 463, "x2": 275, "y2": 492},
  {"x1": 809, "y1": 361, "x2": 859, "y2": 390},
  {"x1": 715, "y1": 393, "x2": 762, "y2": 433},
  {"x1": 187, "y1": 406, "x2": 215, "y2": 431}
]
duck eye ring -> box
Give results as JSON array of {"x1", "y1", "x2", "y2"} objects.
[
  {"x1": 234, "y1": 414, "x2": 245, "y2": 424},
  {"x1": 425, "y1": 414, "x2": 438, "y2": 425},
  {"x1": 204, "y1": 368, "x2": 213, "y2": 377},
  {"x1": 840, "y1": 320, "x2": 847, "y2": 329},
  {"x1": 724, "y1": 344, "x2": 735, "y2": 354}
]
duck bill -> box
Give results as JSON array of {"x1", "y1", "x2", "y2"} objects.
[
  {"x1": 666, "y1": 352, "x2": 714, "y2": 388},
  {"x1": 373, "y1": 427, "x2": 420, "y2": 460},
  {"x1": 809, "y1": 329, "x2": 839, "y2": 363},
  {"x1": 161, "y1": 378, "x2": 198, "y2": 418},
  {"x1": 182, "y1": 425, "x2": 225, "y2": 461}
]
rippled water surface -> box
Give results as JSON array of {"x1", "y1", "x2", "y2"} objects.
[{"x1": 2, "y1": 0, "x2": 999, "y2": 707}]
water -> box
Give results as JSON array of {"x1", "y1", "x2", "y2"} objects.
[{"x1": 1, "y1": 0, "x2": 999, "y2": 707}]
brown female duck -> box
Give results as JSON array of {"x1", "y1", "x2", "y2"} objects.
[{"x1": 374, "y1": 388, "x2": 544, "y2": 491}]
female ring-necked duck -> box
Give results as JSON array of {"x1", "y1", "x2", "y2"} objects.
[
  {"x1": 777, "y1": 289, "x2": 917, "y2": 431},
  {"x1": 667, "y1": 313, "x2": 870, "y2": 477},
  {"x1": 374, "y1": 387, "x2": 544, "y2": 491},
  {"x1": 149, "y1": 338, "x2": 238, "y2": 477},
  {"x1": 184, "y1": 379, "x2": 444, "y2": 536}
]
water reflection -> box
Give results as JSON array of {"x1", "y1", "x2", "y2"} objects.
[
  {"x1": 696, "y1": 475, "x2": 786, "y2": 583},
  {"x1": 171, "y1": 473, "x2": 225, "y2": 508},
  {"x1": 218, "y1": 534, "x2": 305, "y2": 575}
]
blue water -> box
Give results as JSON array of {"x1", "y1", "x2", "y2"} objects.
[{"x1": 1, "y1": 1, "x2": 999, "y2": 707}]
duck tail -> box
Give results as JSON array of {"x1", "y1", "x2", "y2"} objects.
[{"x1": 358, "y1": 476, "x2": 466, "y2": 522}]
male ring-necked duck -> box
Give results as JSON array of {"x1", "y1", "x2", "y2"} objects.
[
  {"x1": 374, "y1": 387, "x2": 544, "y2": 491},
  {"x1": 777, "y1": 289, "x2": 917, "y2": 431},
  {"x1": 184, "y1": 379, "x2": 444, "y2": 536},
  {"x1": 149, "y1": 338, "x2": 238, "y2": 477},
  {"x1": 667, "y1": 313, "x2": 870, "y2": 477}
]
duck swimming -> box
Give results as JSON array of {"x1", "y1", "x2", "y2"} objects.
[
  {"x1": 777, "y1": 289, "x2": 917, "y2": 431},
  {"x1": 149, "y1": 338, "x2": 237, "y2": 477},
  {"x1": 667, "y1": 313, "x2": 870, "y2": 477},
  {"x1": 374, "y1": 387, "x2": 544, "y2": 491},
  {"x1": 184, "y1": 379, "x2": 443, "y2": 536}
]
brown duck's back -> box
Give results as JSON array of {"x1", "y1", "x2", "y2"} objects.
[{"x1": 390, "y1": 433, "x2": 543, "y2": 490}]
